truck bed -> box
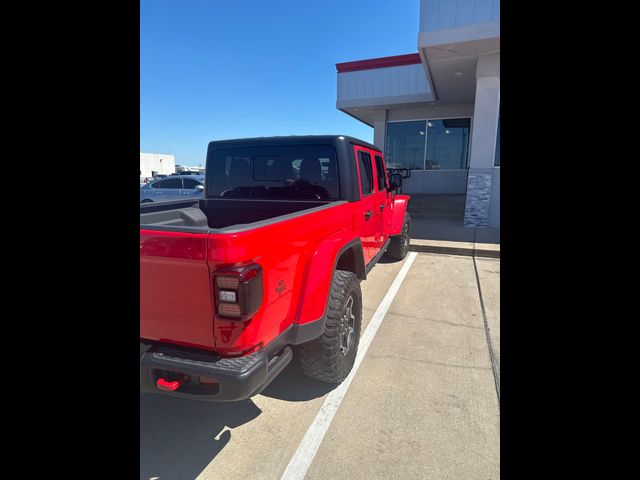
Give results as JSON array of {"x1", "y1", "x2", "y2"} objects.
[
  {"x1": 140, "y1": 198, "x2": 354, "y2": 354},
  {"x1": 140, "y1": 198, "x2": 335, "y2": 232}
]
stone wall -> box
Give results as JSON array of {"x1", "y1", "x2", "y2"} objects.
[{"x1": 463, "y1": 170, "x2": 493, "y2": 227}]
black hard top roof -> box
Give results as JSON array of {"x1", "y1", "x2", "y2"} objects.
[{"x1": 207, "y1": 135, "x2": 381, "y2": 153}]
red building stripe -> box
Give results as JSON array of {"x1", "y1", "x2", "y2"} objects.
[{"x1": 336, "y1": 53, "x2": 422, "y2": 73}]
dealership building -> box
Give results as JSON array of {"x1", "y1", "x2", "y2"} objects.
[{"x1": 336, "y1": 0, "x2": 499, "y2": 228}]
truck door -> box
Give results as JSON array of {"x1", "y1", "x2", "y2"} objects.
[
  {"x1": 373, "y1": 153, "x2": 392, "y2": 243},
  {"x1": 354, "y1": 147, "x2": 378, "y2": 264}
]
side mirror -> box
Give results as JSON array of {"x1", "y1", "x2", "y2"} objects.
[
  {"x1": 388, "y1": 173, "x2": 403, "y2": 190},
  {"x1": 195, "y1": 184, "x2": 205, "y2": 191}
]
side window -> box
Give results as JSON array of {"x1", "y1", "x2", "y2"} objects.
[
  {"x1": 292, "y1": 159, "x2": 302, "y2": 179},
  {"x1": 357, "y1": 151, "x2": 373, "y2": 196},
  {"x1": 182, "y1": 178, "x2": 201, "y2": 189},
  {"x1": 374, "y1": 155, "x2": 387, "y2": 191},
  {"x1": 154, "y1": 178, "x2": 182, "y2": 189}
]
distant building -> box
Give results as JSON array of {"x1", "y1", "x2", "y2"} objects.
[{"x1": 140, "y1": 153, "x2": 176, "y2": 178}]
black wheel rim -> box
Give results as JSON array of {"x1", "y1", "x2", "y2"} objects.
[
  {"x1": 403, "y1": 222, "x2": 409, "y2": 250},
  {"x1": 339, "y1": 295, "x2": 355, "y2": 356}
]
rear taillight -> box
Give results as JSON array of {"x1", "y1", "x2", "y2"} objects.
[{"x1": 214, "y1": 263, "x2": 263, "y2": 320}]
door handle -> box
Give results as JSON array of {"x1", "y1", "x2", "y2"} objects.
[
  {"x1": 364, "y1": 210, "x2": 373, "y2": 220},
  {"x1": 380, "y1": 204, "x2": 385, "y2": 211}
]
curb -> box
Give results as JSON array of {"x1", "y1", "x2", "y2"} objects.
[{"x1": 409, "y1": 242, "x2": 500, "y2": 258}]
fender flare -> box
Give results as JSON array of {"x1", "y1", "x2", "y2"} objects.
[
  {"x1": 390, "y1": 194, "x2": 410, "y2": 236},
  {"x1": 295, "y1": 230, "x2": 364, "y2": 325}
]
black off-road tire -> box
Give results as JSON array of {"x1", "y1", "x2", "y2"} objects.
[
  {"x1": 385, "y1": 212, "x2": 410, "y2": 260},
  {"x1": 296, "y1": 270, "x2": 362, "y2": 383}
]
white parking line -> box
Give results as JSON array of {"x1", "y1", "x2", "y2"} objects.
[{"x1": 280, "y1": 252, "x2": 418, "y2": 480}]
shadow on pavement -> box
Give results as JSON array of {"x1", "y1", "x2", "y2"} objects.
[
  {"x1": 140, "y1": 394, "x2": 261, "y2": 480},
  {"x1": 377, "y1": 255, "x2": 404, "y2": 265},
  {"x1": 140, "y1": 360, "x2": 336, "y2": 479},
  {"x1": 260, "y1": 360, "x2": 337, "y2": 401}
]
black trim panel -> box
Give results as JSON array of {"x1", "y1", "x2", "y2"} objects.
[{"x1": 139, "y1": 317, "x2": 327, "y2": 401}]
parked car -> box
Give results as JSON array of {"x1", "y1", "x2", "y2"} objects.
[
  {"x1": 140, "y1": 135, "x2": 410, "y2": 401},
  {"x1": 170, "y1": 171, "x2": 203, "y2": 176},
  {"x1": 139, "y1": 175, "x2": 205, "y2": 203}
]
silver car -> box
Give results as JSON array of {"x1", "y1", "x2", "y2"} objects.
[{"x1": 140, "y1": 175, "x2": 205, "y2": 203}]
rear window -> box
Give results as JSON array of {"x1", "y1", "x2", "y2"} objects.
[{"x1": 207, "y1": 145, "x2": 339, "y2": 200}]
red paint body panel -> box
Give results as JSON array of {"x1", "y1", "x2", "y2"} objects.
[
  {"x1": 390, "y1": 195, "x2": 410, "y2": 235},
  {"x1": 295, "y1": 228, "x2": 360, "y2": 325},
  {"x1": 353, "y1": 145, "x2": 396, "y2": 255},
  {"x1": 207, "y1": 201, "x2": 356, "y2": 355},
  {"x1": 140, "y1": 230, "x2": 216, "y2": 349},
  {"x1": 140, "y1": 149, "x2": 410, "y2": 357}
]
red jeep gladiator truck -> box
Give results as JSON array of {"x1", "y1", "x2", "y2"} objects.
[{"x1": 140, "y1": 135, "x2": 410, "y2": 401}]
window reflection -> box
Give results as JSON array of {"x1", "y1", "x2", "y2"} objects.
[
  {"x1": 425, "y1": 119, "x2": 470, "y2": 170},
  {"x1": 385, "y1": 121, "x2": 426, "y2": 169},
  {"x1": 385, "y1": 118, "x2": 471, "y2": 170}
]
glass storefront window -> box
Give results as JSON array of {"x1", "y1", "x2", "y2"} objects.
[
  {"x1": 425, "y1": 118, "x2": 470, "y2": 170},
  {"x1": 385, "y1": 121, "x2": 426, "y2": 169},
  {"x1": 385, "y1": 118, "x2": 471, "y2": 170}
]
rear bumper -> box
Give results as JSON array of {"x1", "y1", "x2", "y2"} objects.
[
  {"x1": 140, "y1": 317, "x2": 325, "y2": 401},
  {"x1": 140, "y1": 342, "x2": 292, "y2": 401}
]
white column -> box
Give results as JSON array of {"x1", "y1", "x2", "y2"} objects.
[
  {"x1": 464, "y1": 54, "x2": 500, "y2": 227},
  {"x1": 372, "y1": 109, "x2": 387, "y2": 151}
]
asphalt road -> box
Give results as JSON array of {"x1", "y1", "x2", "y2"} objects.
[{"x1": 140, "y1": 252, "x2": 500, "y2": 480}]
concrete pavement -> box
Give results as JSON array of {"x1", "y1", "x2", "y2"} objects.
[
  {"x1": 305, "y1": 254, "x2": 499, "y2": 480},
  {"x1": 140, "y1": 252, "x2": 500, "y2": 480},
  {"x1": 407, "y1": 193, "x2": 500, "y2": 258}
]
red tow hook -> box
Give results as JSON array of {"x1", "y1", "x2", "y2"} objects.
[{"x1": 156, "y1": 378, "x2": 182, "y2": 392}]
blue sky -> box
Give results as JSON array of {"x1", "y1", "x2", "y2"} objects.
[{"x1": 141, "y1": 0, "x2": 420, "y2": 166}]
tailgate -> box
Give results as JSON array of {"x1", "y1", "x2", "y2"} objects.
[{"x1": 140, "y1": 230, "x2": 216, "y2": 349}]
